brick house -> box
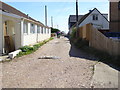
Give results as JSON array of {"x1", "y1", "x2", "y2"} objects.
[{"x1": 110, "y1": 0, "x2": 120, "y2": 32}]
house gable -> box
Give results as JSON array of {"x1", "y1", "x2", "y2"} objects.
[{"x1": 79, "y1": 8, "x2": 109, "y2": 29}]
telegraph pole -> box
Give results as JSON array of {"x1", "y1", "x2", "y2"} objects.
[
  {"x1": 76, "y1": 0, "x2": 79, "y2": 37},
  {"x1": 51, "y1": 16, "x2": 53, "y2": 28},
  {"x1": 45, "y1": 5, "x2": 47, "y2": 26}
]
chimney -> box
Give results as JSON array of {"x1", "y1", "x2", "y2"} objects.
[
  {"x1": 89, "y1": 10, "x2": 92, "y2": 13},
  {"x1": 27, "y1": 14, "x2": 29, "y2": 18}
]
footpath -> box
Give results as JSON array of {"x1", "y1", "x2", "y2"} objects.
[{"x1": 91, "y1": 62, "x2": 119, "y2": 88}]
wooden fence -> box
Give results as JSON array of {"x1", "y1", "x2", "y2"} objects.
[{"x1": 77, "y1": 24, "x2": 120, "y2": 56}]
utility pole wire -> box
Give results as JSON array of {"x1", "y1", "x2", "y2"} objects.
[
  {"x1": 51, "y1": 16, "x2": 53, "y2": 28},
  {"x1": 45, "y1": 5, "x2": 47, "y2": 26},
  {"x1": 76, "y1": 0, "x2": 79, "y2": 22},
  {"x1": 76, "y1": 0, "x2": 79, "y2": 37}
]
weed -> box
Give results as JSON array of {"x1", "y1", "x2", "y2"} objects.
[
  {"x1": 70, "y1": 37, "x2": 120, "y2": 68},
  {"x1": 17, "y1": 37, "x2": 54, "y2": 58}
]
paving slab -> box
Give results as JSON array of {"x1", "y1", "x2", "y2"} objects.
[{"x1": 91, "y1": 62, "x2": 119, "y2": 88}]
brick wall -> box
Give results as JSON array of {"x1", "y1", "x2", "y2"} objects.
[
  {"x1": 0, "y1": 2, "x2": 3, "y2": 54},
  {"x1": 110, "y1": 2, "x2": 120, "y2": 32}
]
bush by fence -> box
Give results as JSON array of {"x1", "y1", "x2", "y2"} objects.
[{"x1": 77, "y1": 23, "x2": 120, "y2": 56}]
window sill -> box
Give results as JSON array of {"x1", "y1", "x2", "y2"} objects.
[{"x1": 23, "y1": 33, "x2": 28, "y2": 35}]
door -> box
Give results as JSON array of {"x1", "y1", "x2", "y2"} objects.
[{"x1": 3, "y1": 21, "x2": 15, "y2": 53}]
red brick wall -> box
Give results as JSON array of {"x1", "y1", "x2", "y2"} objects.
[{"x1": 110, "y1": 2, "x2": 120, "y2": 32}]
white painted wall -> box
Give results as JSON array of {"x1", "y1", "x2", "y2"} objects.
[
  {"x1": 23, "y1": 20, "x2": 51, "y2": 46},
  {"x1": 37, "y1": 28, "x2": 51, "y2": 42},
  {"x1": 3, "y1": 18, "x2": 21, "y2": 50},
  {"x1": 14, "y1": 20, "x2": 22, "y2": 49},
  {"x1": 23, "y1": 34, "x2": 37, "y2": 46},
  {"x1": 79, "y1": 9, "x2": 109, "y2": 30},
  {"x1": 0, "y1": 14, "x2": 2, "y2": 55},
  {"x1": 23, "y1": 22, "x2": 36, "y2": 46},
  {"x1": 0, "y1": 11, "x2": 51, "y2": 55},
  {"x1": 0, "y1": 11, "x2": 21, "y2": 55}
]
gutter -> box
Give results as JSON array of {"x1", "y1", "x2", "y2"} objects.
[{"x1": 0, "y1": 10, "x2": 22, "y2": 19}]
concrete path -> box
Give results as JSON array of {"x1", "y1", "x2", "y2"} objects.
[
  {"x1": 1, "y1": 37, "x2": 119, "y2": 88},
  {"x1": 2, "y1": 37, "x2": 96, "y2": 88},
  {"x1": 91, "y1": 62, "x2": 119, "y2": 88}
]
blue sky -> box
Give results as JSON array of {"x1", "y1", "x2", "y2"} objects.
[{"x1": 5, "y1": 1, "x2": 109, "y2": 33}]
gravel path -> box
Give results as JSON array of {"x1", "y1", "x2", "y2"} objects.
[{"x1": 2, "y1": 37, "x2": 97, "y2": 88}]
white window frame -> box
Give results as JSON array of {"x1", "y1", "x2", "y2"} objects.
[
  {"x1": 37, "y1": 26, "x2": 40, "y2": 34},
  {"x1": 41, "y1": 27, "x2": 43, "y2": 34},
  {"x1": 30, "y1": 23, "x2": 35, "y2": 34},
  {"x1": 23, "y1": 21, "x2": 28, "y2": 34},
  {"x1": 47, "y1": 28, "x2": 49, "y2": 34},
  {"x1": 44, "y1": 27, "x2": 46, "y2": 34},
  {"x1": 93, "y1": 14, "x2": 98, "y2": 21}
]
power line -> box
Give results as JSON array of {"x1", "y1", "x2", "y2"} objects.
[
  {"x1": 51, "y1": 16, "x2": 53, "y2": 27},
  {"x1": 76, "y1": 0, "x2": 79, "y2": 37},
  {"x1": 53, "y1": 2, "x2": 76, "y2": 18}
]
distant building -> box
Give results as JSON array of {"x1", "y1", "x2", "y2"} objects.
[
  {"x1": 110, "y1": 0, "x2": 120, "y2": 32},
  {"x1": 68, "y1": 15, "x2": 83, "y2": 29},
  {"x1": 68, "y1": 8, "x2": 109, "y2": 34}
]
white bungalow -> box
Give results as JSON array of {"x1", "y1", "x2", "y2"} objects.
[{"x1": 0, "y1": 1, "x2": 51, "y2": 55}]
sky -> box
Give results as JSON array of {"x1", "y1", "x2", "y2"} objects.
[{"x1": 4, "y1": 1, "x2": 109, "y2": 33}]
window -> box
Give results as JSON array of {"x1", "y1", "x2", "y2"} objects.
[
  {"x1": 47, "y1": 28, "x2": 49, "y2": 34},
  {"x1": 41, "y1": 27, "x2": 43, "y2": 34},
  {"x1": 30, "y1": 24, "x2": 35, "y2": 34},
  {"x1": 23, "y1": 21, "x2": 28, "y2": 34},
  {"x1": 93, "y1": 14, "x2": 98, "y2": 20},
  {"x1": 118, "y1": 1, "x2": 120, "y2": 9},
  {"x1": 37, "y1": 26, "x2": 40, "y2": 33},
  {"x1": 44, "y1": 27, "x2": 46, "y2": 34},
  {"x1": 47, "y1": 29, "x2": 49, "y2": 34}
]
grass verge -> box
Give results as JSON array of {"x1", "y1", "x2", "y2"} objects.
[{"x1": 16, "y1": 37, "x2": 54, "y2": 57}]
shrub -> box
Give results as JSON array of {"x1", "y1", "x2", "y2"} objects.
[
  {"x1": 17, "y1": 37, "x2": 54, "y2": 57},
  {"x1": 73, "y1": 38, "x2": 120, "y2": 67},
  {"x1": 20, "y1": 46, "x2": 34, "y2": 52},
  {"x1": 33, "y1": 44, "x2": 41, "y2": 51},
  {"x1": 70, "y1": 33, "x2": 120, "y2": 68},
  {"x1": 70, "y1": 28, "x2": 77, "y2": 40},
  {"x1": 74, "y1": 38, "x2": 89, "y2": 48}
]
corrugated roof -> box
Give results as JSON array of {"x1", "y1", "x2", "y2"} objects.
[{"x1": 69, "y1": 15, "x2": 84, "y2": 22}]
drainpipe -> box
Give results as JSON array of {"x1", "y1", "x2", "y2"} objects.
[
  {"x1": 1, "y1": 17, "x2": 4, "y2": 54},
  {"x1": 20, "y1": 18, "x2": 24, "y2": 47},
  {"x1": 36, "y1": 25, "x2": 38, "y2": 43}
]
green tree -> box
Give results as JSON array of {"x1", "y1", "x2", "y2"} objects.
[{"x1": 51, "y1": 27, "x2": 60, "y2": 33}]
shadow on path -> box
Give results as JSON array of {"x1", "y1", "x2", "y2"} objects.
[
  {"x1": 69, "y1": 43, "x2": 98, "y2": 61},
  {"x1": 69, "y1": 41, "x2": 120, "y2": 71}
]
